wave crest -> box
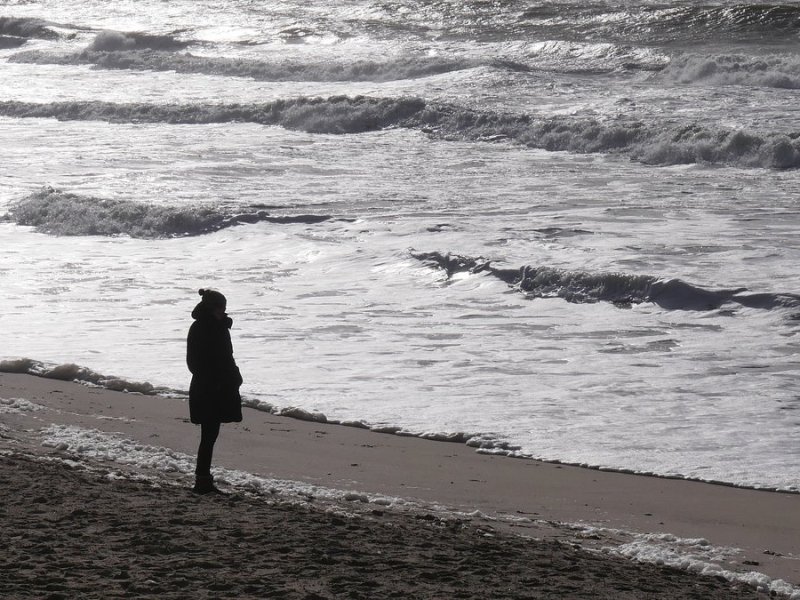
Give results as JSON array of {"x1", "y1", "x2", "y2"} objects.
[
  {"x1": 5, "y1": 187, "x2": 334, "y2": 238},
  {"x1": 1, "y1": 97, "x2": 799, "y2": 169},
  {"x1": 88, "y1": 30, "x2": 191, "y2": 52},
  {"x1": 0, "y1": 96, "x2": 426, "y2": 133},
  {"x1": 526, "y1": 40, "x2": 668, "y2": 73},
  {"x1": 418, "y1": 104, "x2": 800, "y2": 169},
  {"x1": 11, "y1": 44, "x2": 482, "y2": 82},
  {"x1": 0, "y1": 16, "x2": 59, "y2": 40},
  {"x1": 412, "y1": 251, "x2": 800, "y2": 312},
  {"x1": 659, "y1": 53, "x2": 800, "y2": 89}
]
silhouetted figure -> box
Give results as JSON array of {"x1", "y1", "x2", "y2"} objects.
[{"x1": 187, "y1": 288, "x2": 243, "y2": 494}]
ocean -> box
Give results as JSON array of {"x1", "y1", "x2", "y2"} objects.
[{"x1": 0, "y1": 0, "x2": 798, "y2": 492}]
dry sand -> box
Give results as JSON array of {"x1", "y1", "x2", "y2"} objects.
[{"x1": 1, "y1": 372, "x2": 797, "y2": 598}]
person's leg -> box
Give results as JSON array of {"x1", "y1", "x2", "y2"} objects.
[
  {"x1": 194, "y1": 422, "x2": 221, "y2": 493},
  {"x1": 195, "y1": 421, "x2": 221, "y2": 476}
]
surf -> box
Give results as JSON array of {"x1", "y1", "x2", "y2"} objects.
[{"x1": 412, "y1": 251, "x2": 800, "y2": 313}]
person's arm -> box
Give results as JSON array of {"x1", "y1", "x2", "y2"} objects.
[{"x1": 187, "y1": 322, "x2": 211, "y2": 375}]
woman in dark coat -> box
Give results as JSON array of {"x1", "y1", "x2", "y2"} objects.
[{"x1": 187, "y1": 288, "x2": 243, "y2": 494}]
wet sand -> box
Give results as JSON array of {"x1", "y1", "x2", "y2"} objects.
[{"x1": 1, "y1": 372, "x2": 797, "y2": 598}]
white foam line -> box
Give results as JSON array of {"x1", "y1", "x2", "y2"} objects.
[
  {"x1": 0, "y1": 396, "x2": 46, "y2": 414},
  {"x1": 575, "y1": 525, "x2": 800, "y2": 599},
  {"x1": 39, "y1": 424, "x2": 402, "y2": 508}
]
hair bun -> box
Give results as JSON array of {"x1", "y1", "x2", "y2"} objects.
[{"x1": 198, "y1": 288, "x2": 206, "y2": 297}]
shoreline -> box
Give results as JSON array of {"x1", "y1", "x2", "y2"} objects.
[
  {"x1": 1, "y1": 372, "x2": 799, "y2": 597},
  {"x1": 4, "y1": 358, "x2": 797, "y2": 495}
]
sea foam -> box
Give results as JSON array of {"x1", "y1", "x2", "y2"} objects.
[
  {"x1": 0, "y1": 358, "x2": 162, "y2": 395},
  {"x1": 5, "y1": 187, "x2": 334, "y2": 238},
  {"x1": 659, "y1": 53, "x2": 800, "y2": 89}
]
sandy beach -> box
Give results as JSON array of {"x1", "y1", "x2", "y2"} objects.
[{"x1": 1, "y1": 371, "x2": 798, "y2": 599}]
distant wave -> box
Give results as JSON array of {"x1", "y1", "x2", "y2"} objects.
[
  {"x1": 412, "y1": 251, "x2": 800, "y2": 312},
  {"x1": 4, "y1": 187, "x2": 334, "y2": 238},
  {"x1": 9, "y1": 50, "x2": 479, "y2": 81},
  {"x1": 648, "y1": 4, "x2": 800, "y2": 39},
  {"x1": 10, "y1": 47, "x2": 487, "y2": 82},
  {"x1": 659, "y1": 53, "x2": 800, "y2": 89},
  {"x1": 8, "y1": 30, "x2": 667, "y2": 78},
  {"x1": 87, "y1": 30, "x2": 191, "y2": 52},
  {"x1": 0, "y1": 16, "x2": 60, "y2": 40},
  {"x1": 524, "y1": 3, "x2": 800, "y2": 44},
  {"x1": 14, "y1": 49, "x2": 481, "y2": 82},
  {"x1": 525, "y1": 40, "x2": 668, "y2": 73},
  {"x1": 0, "y1": 96, "x2": 427, "y2": 132},
  {"x1": 1, "y1": 96, "x2": 799, "y2": 169}
]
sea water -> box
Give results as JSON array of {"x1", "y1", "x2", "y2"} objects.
[{"x1": 0, "y1": 0, "x2": 799, "y2": 491}]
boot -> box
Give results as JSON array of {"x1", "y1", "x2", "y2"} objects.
[{"x1": 192, "y1": 474, "x2": 222, "y2": 495}]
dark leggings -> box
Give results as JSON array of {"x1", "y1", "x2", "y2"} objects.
[{"x1": 196, "y1": 421, "x2": 221, "y2": 476}]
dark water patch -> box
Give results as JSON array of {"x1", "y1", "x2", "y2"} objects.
[
  {"x1": 650, "y1": 4, "x2": 800, "y2": 40},
  {"x1": 0, "y1": 16, "x2": 60, "y2": 40},
  {"x1": 1, "y1": 96, "x2": 799, "y2": 169},
  {"x1": 0, "y1": 35, "x2": 27, "y2": 49},
  {"x1": 523, "y1": 3, "x2": 800, "y2": 44},
  {"x1": 412, "y1": 251, "x2": 800, "y2": 312},
  {"x1": 5, "y1": 187, "x2": 335, "y2": 238}
]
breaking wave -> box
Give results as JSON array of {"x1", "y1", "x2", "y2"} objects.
[
  {"x1": 4, "y1": 187, "x2": 334, "y2": 238},
  {"x1": 525, "y1": 40, "x2": 668, "y2": 73},
  {"x1": 87, "y1": 30, "x2": 191, "y2": 52},
  {"x1": 0, "y1": 16, "x2": 60, "y2": 40},
  {"x1": 10, "y1": 29, "x2": 493, "y2": 82},
  {"x1": 658, "y1": 53, "x2": 800, "y2": 89},
  {"x1": 1, "y1": 96, "x2": 799, "y2": 169},
  {"x1": 10, "y1": 47, "x2": 492, "y2": 82},
  {"x1": 0, "y1": 95, "x2": 426, "y2": 132},
  {"x1": 412, "y1": 251, "x2": 800, "y2": 312},
  {"x1": 8, "y1": 29, "x2": 668, "y2": 77}
]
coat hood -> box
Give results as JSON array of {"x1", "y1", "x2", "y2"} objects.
[{"x1": 191, "y1": 301, "x2": 233, "y2": 329}]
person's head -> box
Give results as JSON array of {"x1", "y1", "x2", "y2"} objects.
[{"x1": 198, "y1": 288, "x2": 227, "y2": 319}]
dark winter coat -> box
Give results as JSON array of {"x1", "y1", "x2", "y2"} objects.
[{"x1": 187, "y1": 302, "x2": 243, "y2": 424}]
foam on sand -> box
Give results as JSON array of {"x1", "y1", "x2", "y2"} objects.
[
  {"x1": 1, "y1": 371, "x2": 798, "y2": 596},
  {"x1": 27, "y1": 421, "x2": 800, "y2": 599}
]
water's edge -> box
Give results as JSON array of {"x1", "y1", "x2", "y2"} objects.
[{"x1": 3, "y1": 357, "x2": 797, "y2": 495}]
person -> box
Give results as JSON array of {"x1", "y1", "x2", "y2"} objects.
[{"x1": 186, "y1": 288, "x2": 243, "y2": 494}]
